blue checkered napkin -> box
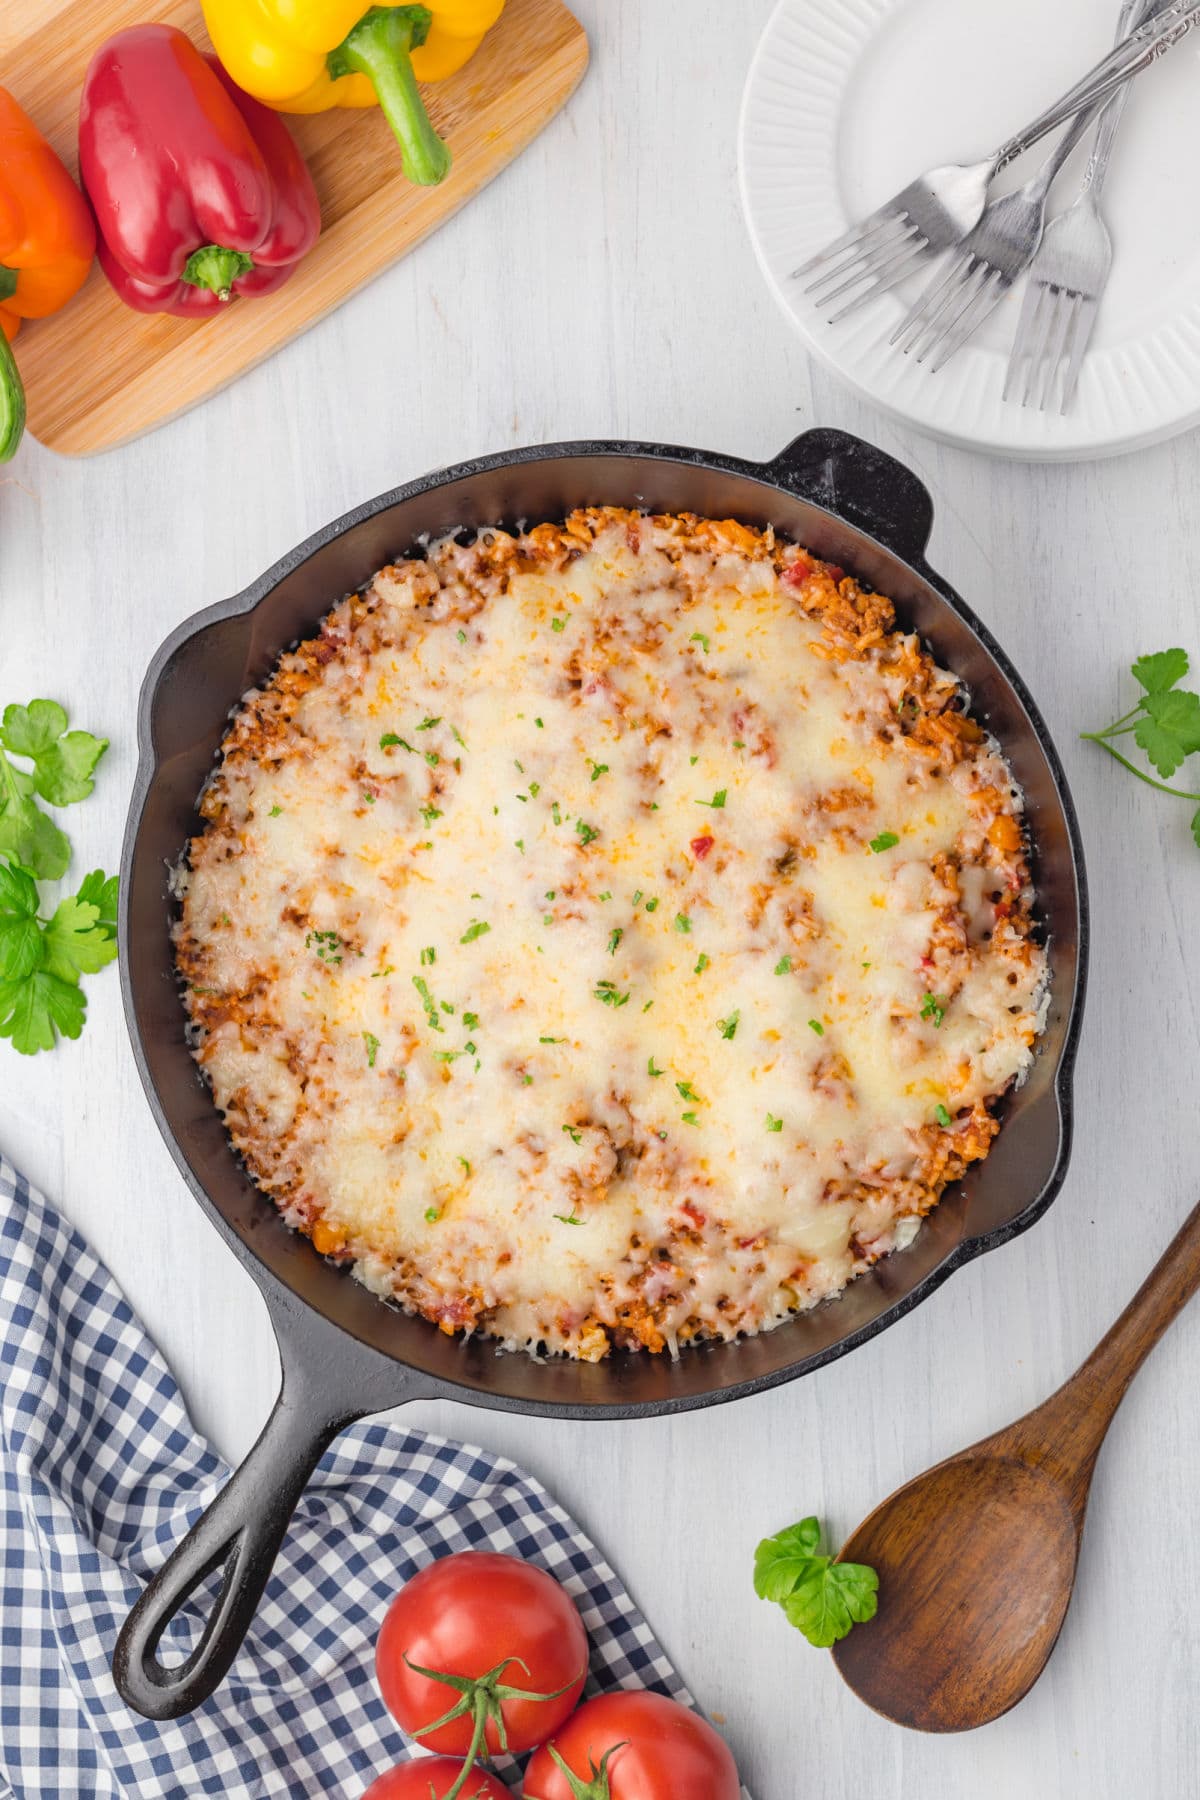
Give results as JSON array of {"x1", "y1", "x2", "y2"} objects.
[{"x1": 0, "y1": 1153, "x2": 690, "y2": 1800}]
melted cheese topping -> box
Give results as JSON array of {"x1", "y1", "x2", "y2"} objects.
[{"x1": 176, "y1": 510, "x2": 1047, "y2": 1360}]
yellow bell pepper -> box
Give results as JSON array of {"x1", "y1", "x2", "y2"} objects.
[{"x1": 201, "y1": 3, "x2": 506, "y2": 186}]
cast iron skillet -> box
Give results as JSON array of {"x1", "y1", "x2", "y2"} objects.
[{"x1": 114, "y1": 428, "x2": 1087, "y2": 1718}]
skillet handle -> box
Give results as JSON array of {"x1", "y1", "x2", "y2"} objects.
[
  {"x1": 112, "y1": 1362, "x2": 362, "y2": 1721},
  {"x1": 762, "y1": 429, "x2": 935, "y2": 567}
]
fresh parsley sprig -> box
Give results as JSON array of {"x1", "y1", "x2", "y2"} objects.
[
  {"x1": 1082, "y1": 649, "x2": 1200, "y2": 847},
  {"x1": 0, "y1": 701, "x2": 108, "y2": 879},
  {"x1": 754, "y1": 1516, "x2": 878, "y2": 1648},
  {"x1": 0, "y1": 864, "x2": 118, "y2": 1055}
]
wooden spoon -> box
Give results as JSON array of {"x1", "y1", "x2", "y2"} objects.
[{"x1": 831, "y1": 1199, "x2": 1200, "y2": 1731}]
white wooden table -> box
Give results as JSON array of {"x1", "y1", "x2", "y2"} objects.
[{"x1": 3, "y1": 4, "x2": 1200, "y2": 1795}]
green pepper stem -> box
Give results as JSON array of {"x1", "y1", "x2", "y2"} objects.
[
  {"x1": 0, "y1": 263, "x2": 18, "y2": 304},
  {"x1": 181, "y1": 245, "x2": 255, "y2": 302},
  {"x1": 330, "y1": 6, "x2": 451, "y2": 186},
  {"x1": 0, "y1": 325, "x2": 26, "y2": 464}
]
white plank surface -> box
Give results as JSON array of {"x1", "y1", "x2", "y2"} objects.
[{"x1": 3, "y1": 3, "x2": 1200, "y2": 1795}]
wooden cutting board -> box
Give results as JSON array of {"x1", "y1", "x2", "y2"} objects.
[{"x1": 0, "y1": 0, "x2": 587, "y2": 456}]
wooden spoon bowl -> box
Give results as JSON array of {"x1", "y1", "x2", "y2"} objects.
[{"x1": 831, "y1": 1199, "x2": 1200, "y2": 1731}]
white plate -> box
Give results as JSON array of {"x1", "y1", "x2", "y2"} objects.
[{"x1": 738, "y1": 0, "x2": 1200, "y2": 460}]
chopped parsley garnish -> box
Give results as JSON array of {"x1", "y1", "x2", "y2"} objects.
[
  {"x1": 921, "y1": 992, "x2": 947, "y2": 1027},
  {"x1": 529, "y1": 781, "x2": 540, "y2": 797},
  {"x1": 540, "y1": 1035, "x2": 565, "y2": 1044},
  {"x1": 535, "y1": 717, "x2": 544, "y2": 728},
  {"x1": 424, "y1": 751, "x2": 439, "y2": 766},
  {"x1": 420, "y1": 806, "x2": 442, "y2": 825},
  {"x1": 694, "y1": 953, "x2": 710, "y2": 974},
  {"x1": 869, "y1": 830, "x2": 900, "y2": 853},
  {"x1": 554, "y1": 1210, "x2": 582, "y2": 1225},
  {"x1": 515, "y1": 839, "x2": 526, "y2": 855},
  {"x1": 514, "y1": 758, "x2": 524, "y2": 774},
  {"x1": 463, "y1": 1013, "x2": 479, "y2": 1030},
  {"x1": 451, "y1": 725, "x2": 467, "y2": 749},
  {"x1": 425, "y1": 1206, "x2": 441, "y2": 1223},
  {"x1": 598, "y1": 890, "x2": 612, "y2": 901},
  {"x1": 648, "y1": 1056, "x2": 664, "y2": 1077},
  {"x1": 775, "y1": 955, "x2": 791, "y2": 975},
  {"x1": 420, "y1": 946, "x2": 436, "y2": 966},
  {"x1": 457, "y1": 629, "x2": 467, "y2": 644},
  {"x1": 268, "y1": 804, "x2": 283, "y2": 817},
  {"x1": 412, "y1": 974, "x2": 443, "y2": 1032},
  {"x1": 460, "y1": 921, "x2": 491, "y2": 944},
  {"x1": 674, "y1": 913, "x2": 692, "y2": 933},
  {"x1": 550, "y1": 616, "x2": 567, "y2": 633},
  {"x1": 588, "y1": 761, "x2": 609, "y2": 782},
  {"x1": 717, "y1": 1011, "x2": 739, "y2": 1040},
  {"x1": 575, "y1": 819, "x2": 600, "y2": 846},
  {"x1": 458, "y1": 1156, "x2": 471, "y2": 1175},
  {"x1": 363, "y1": 1032, "x2": 380, "y2": 1067},
  {"x1": 552, "y1": 802, "x2": 562, "y2": 826},
  {"x1": 690, "y1": 755, "x2": 699, "y2": 766},
  {"x1": 417, "y1": 716, "x2": 441, "y2": 731},
  {"x1": 440, "y1": 1000, "x2": 455, "y2": 1013},
  {"x1": 562, "y1": 1124, "x2": 583, "y2": 1144},
  {"x1": 935, "y1": 1104, "x2": 952, "y2": 1128},
  {"x1": 362, "y1": 791, "x2": 376, "y2": 805},
  {"x1": 305, "y1": 929, "x2": 342, "y2": 965},
  {"x1": 644, "y1": 897, "x2": 659, "y2": 913},
  {"x1": 766, "y1": 1114, "x2": 783, "y2": 1133},
  {"x1": 681, "y1": 1111, "x2": 700, "y2": 1126},
  {"x1": 808, "y1": 1019, "x2": 824, "y2": 1036},
  {"x1": 380, "y1": 732, "x2": 414, "y2": 753},
  {"x1": 697, "y1": 789, "x2": 727, "y2": 809},
  {"x1": 733, "y1": 739, "x2": 746, "y2": 749},
  {"x1": 371, "y1": 966, "x2": 395, "y2": 979},
  {"x1": 608, "y1": 928, "x2": 623, "y2": 955},
  {"x1": 594, "y1": 979, "x2": 630, "y2": 1008},
  {"x1": 690, "y1": 632, "x2": 710, "y2": 652},
  {"x1": 633, "y1": 890, "x2": 643, "y2": 906},
  {"x1": 676, "y1": 1080, "x2": 700, "y2": 1102}
]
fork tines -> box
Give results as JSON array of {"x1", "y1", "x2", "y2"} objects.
[
  {"x1": 891, "y1": 253, "x2": 1008, "y2": 371},
  {"x1": 793, "y1": 206, "x2": 931, "y2": 322},
  {"x1": 1004, "y1": 282, "x2": 1091, "y2": 411}
]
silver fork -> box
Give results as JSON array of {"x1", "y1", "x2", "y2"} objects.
[
  {"x1": 1004, "y1": 0, "x2": 1161, "y2": 409},
  {"x1": 889, "y1": 106, "x2": 1097, "y2": 371},
  {"x1": 794, "y1": 0, "x2": 1200, "y2": 321}
]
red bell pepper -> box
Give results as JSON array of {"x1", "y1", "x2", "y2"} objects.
[{"x1": 78, "y1": 24, "x2": 320, "y2": 317}]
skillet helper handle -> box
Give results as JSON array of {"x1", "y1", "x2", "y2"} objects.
[
  {"x1": 763, "y1": 429, "x2": 935, "y2": 568},
  {"x1": 112, "y1": 1375, "x2": 356, "y2": 1720},
  {"x1": 1020, "y1": 1198, "x2": 1200, "y2": 1497}
]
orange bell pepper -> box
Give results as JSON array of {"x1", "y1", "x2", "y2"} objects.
[{"x1": 0, "y1": 88, "x2": 96, "y2": 461}]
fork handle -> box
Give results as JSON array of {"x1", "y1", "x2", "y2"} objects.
[
  {"x1": 1079, "y1": 0, "x2": 1169, "y2": 195},
  {"x1": 993, "y1": 0, "x2": 1200, "y2": 173}
]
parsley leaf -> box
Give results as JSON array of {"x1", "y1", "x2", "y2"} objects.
[
  {"x1": 935, "y1": 1103, "x2": 952, "y2": 1127},
  {"x1": 717, "y1": 1011, "x2": 739, "y2": 1040},
  {"x1": 697, "y1": 789, "x2": 727, "y2": 810},
  {"x1": 363, "y1": 1032, "x2": 380, "y2": 1067},
  {"x1": 868, "y1": 830, "x2": 899, "y2": 853},
  {"x1": 1132, "y1": 648, "x2": 1188, "y2": 694},
  {"x1": 460, "y1": 921, "x2": 491, "y2": 943},
  {"x1": 0, "y1": 861, "x2": 118, "y2": 1054},
  {"x1": 774, "y1": 954, "x2": 791, "y2": 976},
  {"x1": 2, "y1": 701, "x2": 108, "y2": 806},
  {"x1": 1083, "y1": 649, "x2": 1200, "y2": 848},
  {"x1": 920, "y1": 992, "x2": 946, "y2": 1027},
  {"x1": 1135, "y1": 688, "x2": 1200, "y2": 778},
  {"x1": 754, "y1": 1516, "x2": 879, "y2": 1648},
  {"x1": 765, "y1": 1113, "x2": 782, "y2": 1132}
]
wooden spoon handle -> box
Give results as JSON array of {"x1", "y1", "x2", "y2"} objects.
[{"x1": 1020, "y1": 1199, "x2": 1200, "y2": 1499}]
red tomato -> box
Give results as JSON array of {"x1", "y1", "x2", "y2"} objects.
[
  {"x1": 523, "y1": 1691, "x2": 741, "y2": 1800},
  {"x1": 376, "y1": 1552, "x2": 587, "y2": 1759},
  {"x1": 363, "y1": 1760, "x2": 511, "y2": 1799}
]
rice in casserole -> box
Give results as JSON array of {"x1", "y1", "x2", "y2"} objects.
[{"x1": 175, "y1": 508, "x2": 1047, "y2": 1360}]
